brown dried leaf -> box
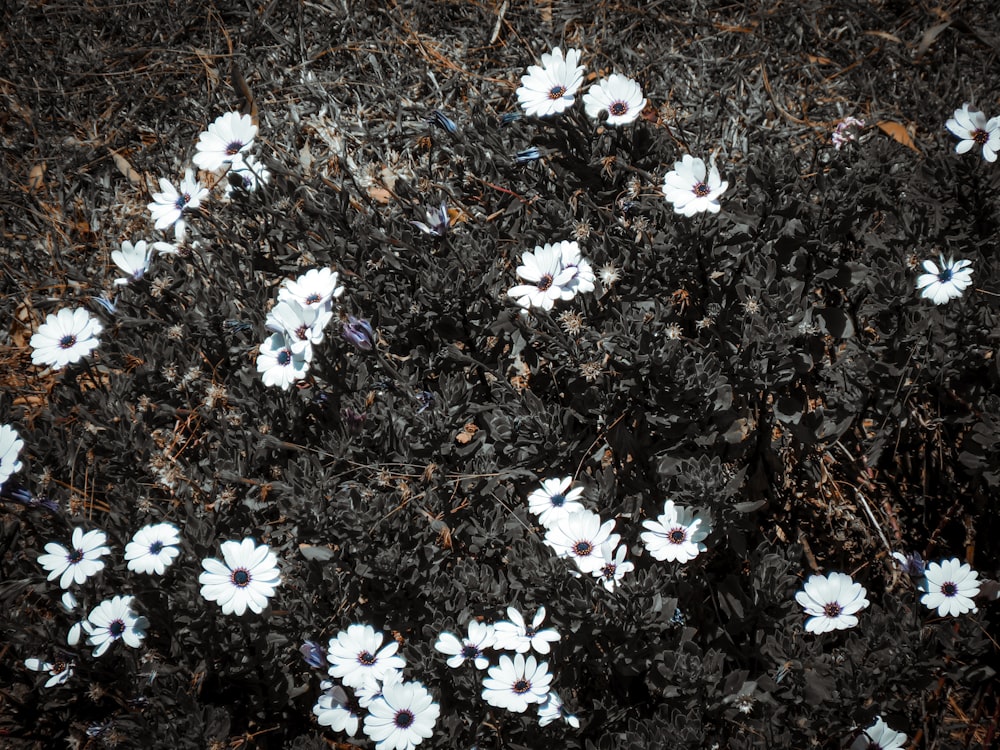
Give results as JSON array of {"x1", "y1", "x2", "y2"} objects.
[
  {"x1": 109, "y1": 149, "x2": 142, "y2": 184},
  {"x1": 877, "y1": 120, "x2": 920, "y2": 153},
  {"x1": 28, "y1": 163, "x2": 45, "y2": 192},
  {"x1": 455, "y1": 423, "x2": 479, "y2": 445}
]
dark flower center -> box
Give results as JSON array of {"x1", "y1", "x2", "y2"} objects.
[
  {"x1": 572, "y1": 540, "x2": 593, "y2": 557},
  {"x1": 296, "y1": 325, "x2": 309, "y2": 341},
  {"x1": 524, "y1": 626, "x2": 537, "y2": 638},
  {"x1": 460, "y1": 643, "x2": 479, "y2": 659},
  {"x1": 602, "y1": 562, "x2": 617, "y2": 579},
  {"x1": 536, "y1": 274, "x2": 553, "y2": 291},
  {"x1": 822, "y1": 602, "x2": 843, "y2": 618},
  {"x1": 693, "y1": 182, "x2": 711, "y2": 197},
  {"x1": 52, "y1": 661, "x2": 67, "y2": 673},
  {"x1": 67, "y1": 548, "x2": 85, "y2": 564},
  {"x1": 512, "y1": 678, "x2": 531, "y2": 694},
  {"x1": 306, "y1": 293, "x2": 322, "y2": 304},
  {"x1": 973, "y1": 129, "x2": 989, "y2": 144},
  {"x1": 149, "y1": 541, "x2": 164, "y2": 555},
  {"x1": 225, "y1": 140, "x2": 244, "y2": 155},
  {"x1": 59, "y1": 335, "x2": 77, "y2": 350},
  {"x1": 548, "y1": 85, "x2": 567, "y2": 100},
  {"x1": 938, "y1": 269, "x2": 953, "y2": 283},
  {"x1": 277, "y1": 350, "x2": 291, "y2": 366},
  {"x1": 549, "y1": 493, "x2": 565, "y2": 507},
  {"x1": 609, "y1": 101, "x2": 628, "y2": 116},
  {"x1": 941, "y1": 581, "x2": 958, "y2": 597},
  {"x1": 394, "y1": 709, "x2": 415, "y2": 729},
  {"x1": 108, "y1": 619, "x2": 125, "y2": 637},
  {"x1": 668, "y1": 528, "x2": 687, "y2": 544},
  {"x1": 231, "y1": 568, "x2": 251, "y2": 587},
  {"x1": 357, "y1": 650, "x2": 376, "y2": 666}
]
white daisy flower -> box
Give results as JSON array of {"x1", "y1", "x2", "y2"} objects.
[
  {"x1": 543, "y1": 510, "x2": 620, "y2": 575},
  {"x1": 0, "y1": 423, "x2": 24, "y2": 489},
  {"x1": 256, "y1": 332, "x2": 310, "y2": 390},
  {"x1": 314, "y1": 683, "x2": 361, "y2": 736},
  {"x1": 24, "y1": 657, "x2": 74, "y2": 687},
  {"x1": 582, "y1": 74, "x2": 646, "y2": 126},
  {"x1": 493, "y1": 605, "x2": 560, "y2": 655},
  {"x1": 593, "y1": 542, "x2": 634, "y2": 592},
  {"x1": 850, "y1": 716, "x2": 908, "y2": 750},
  {"x1": 326, "y1": 624, "x2": 406, "y2": 689},
  {"x1": 537, "y1": 690, "x2": 580, "y2": 728},
  {"x1": 640, "y1": 500, "x2": 711, "y2": 563},
  {"x1": 363, "y1": 678, "x2": 440, "y2": 750},
  {"x1": 945, "y1": 103, "x2": 1000, "y2": 162},
  {"x1": 29, "y1": 308, "x2": 104, "y2": 371},
  {"x1": 82, "y1": 595, "x2": 148, "y2": 657},
  {"x1": 915, "y1": 255, "x2": 974, "y2": 304},
  {"x1": 265, "y1": 300, "x2": 334, "y2": 357},
  {"x1": 516, "y1": 47, "x2": 585, "y2": 118},
  {"x1": 434, "y1": 620, "x2": 495, "y2": 669},
  {"x1": 193, "y1": 111, "x2": 258, "y2": 171},
  {"x1": 795, "y1": 571, "x2": 870, "y2": 634},
  {"x1": 225, "y1": 153, "x2": 271, "y2": 196},
  {"x1": 278, "y1": 268, "x2": 345, "y2": 310},
  {"x1": 662, "y1": 155, "x2": 729, "y2": 216},
  {"x1": 147, "y1": 169, "x2": 208, "y2": 231},
  {"x1": 557, "y1": 240, "x2": 595, "y2": 295},
  {"x1": 111, "y1": 240, "x2": 153, "y2": 286},
  {"x1": 920, "y1": 558, "x2": 980, "y2": 617},
  {"x1": 198, "y1": 538, "x2": 281, "y2": 616},
  {"x1": 481, "y1": 653, "x2": 553, "y2": 713},
  {"x1": 507, "y1": 243, "x2": 577, "y2": 311},
  {"x1": 37, "y1": 527, "x2": 110, "y2": 589},
  {"x1": 527, "y1": 476, "x2": 586, "y2": 527},
  {"x1": 124, "y1": 522, "x2": 181, "y2": 575}
]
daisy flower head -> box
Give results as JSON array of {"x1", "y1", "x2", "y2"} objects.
[
  {"x1": 915, "y1": 255, "x2": 974, "y2": 305},
  {"x1": 640, "y1": 500, "x2": 710, "y2": 563},
  {"x1": 225, "y1": 153, "x2": 271, "y2": 196},
  {"x1": 0, "y1": 423, "x2": 24, "y2": 488},
  {"x1": 363, "y1": 678, "x2": 440, "y2": 750},
  {"x1": 111, "y1": 240, "x2": 152, "y2": 286},
  {"x1": 124, "y1": 522, "x2": 181, "y2": 575},
  {"x1": 920, "y1": 558, "x2": 980, "y2": 617},
  {"x1": 25, "y1": 656, "x2": 75, "y2": 688},
  {"x1": 278, "y1": 268, "x2": 345, "y2": 311},
  {"x1": 850, "y1": 716, "x2": 907, "y2": 750},
  {"x1": 594, "y1": 542, "x2": 634, "y2": 592},
  {"x1": 434, "y1": 620, "x2": 495, "y2": 669},
  {"x1": 543, "y1": 510, "x2": 620, "y2": 575},
  {"x1": 37, "y1": 527, "x2": 110, "y2": 589},
  {"x1": 29, "y1": 308, "x2": 104, "y2": 371},
  {"x1": 193, "y1": 111, "x2": 258, "y2": 171},
  {"x1": 557, "y1": 240, "x2": 596, "y2": 295},
  {"x1": 795, "y1": 571, "x2": 870, "y2": 634},
  {"x1": 945, "y1": 103, "x2": 1000, "y2": 162},
  {"x1": 198, "y1": 537, "x2": 281, "y2": 616},
  {"x1": 481, "y1": 653, "x2": 553, "y2": 713},
  {"x1": 516, "y1": 46, "x2": 585, "y2": 118},
  {"x1": 148, "y1": 169, "x2": 208, "y2": 231},
  {"x1": 257, "y1": 332, "x2": 310, "y2": 390},
  {"x1": 493, "y1": 605, "x2": 560, "y2": 655},
  {"x1": 327, "y1": 623, "x2": 406, "y2": 689},
  {"x1": 662, "y1": 154, "x2": 729, "y2": 216},
  {"x1": 82, "y1": 595, "x2": 148, "y2": 657},
  {"x1": 527, "y1": 476, "x2": 586, "y2": 527},
  {"x1": 265, "y1": 300, "x2": 334, "y2": 356},
  {"x1": 537, "y1": 690, "x2": 581, "y2": 728},
  {"x1": 507, "y1": 243, "x2": 577, "y2": 311},
  {"x1": 314, "y1": 683, "x2": 362, "y2": 737},
  {"x1": 582, "y1": 74, "x2": 646, "y2": 126}
]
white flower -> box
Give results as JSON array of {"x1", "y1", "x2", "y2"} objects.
[
  {"x1": 193, "y1": 111, "x2": 258, "y2": 171},
  {"x1": 537, "y1": 690, "x2": 580, "y2": 728},
  {"x1": 516, "y1": 47, "x2": 585, "y2": 118},
  {"x1": 481, "y1": 653, "x2": 553, "y2": 713},
  {"x1": 915, "y1": 255, "x2": 974, "y2": 305},
  {"x1": 662, "y1": 155, "x2": 729, "y2": 216},
  {"x1": 82, "y1": 595, "x2": 148, "y2": 657},
  {"x1": 795, "y1": 572, "x2": 870, "y2": 634},
  {"x1": 124, "y1": 522, "x2": 181, "y2": 575},
  {"x1": 434, "y1": 620, "x2": 495, "y2": 669},
  {"x1": 543, "y1": 510, "x2": 620, "y2": 575},
  {"x1": 147, "y1": 169, "x2": 208, "y2": 231},
  {"x1": 265, "y1": 300, "x2": 334, "y2": 356},
  {"x1": 256, "y1": 332, "x2": 310, "y2": 390},
  {"x1": 61, "y1": 591, "x2": 84, "y2": 646},
  {"x1": 278, "y1": 268, "x2": 345, "y2": 310},
  {"x1": 493, "y1": 605, "x2": 560, "y2": 655},
  {"x1": 945, "y1": 103, "x2": 1000, "y2": 162},
  {"x1": 314, "y1": 683, "x2": 361, "y2": 736},
  {"x1": 920, "y1": 558, "x2": 980, "y2": 617},
  {"x1": 226, "y1": 153, "x2": 271, "y2": 196},
  {"x1": 557, "y1": 240, "x2": 595, "y2": 295},
  {"x1": 198, "y1": 538, "x2": 281, "y2": 616},
  {"x1": 37, "y1": 527, "x2": 110, "y2": 589},
  {"x1": 0, "y1": 423, "x2": 24, "y2": 488},
  {"x1": 507, "y1": 243, "x2": 577, "y2": 311},
  {"x1": 111, "y1": 240, "x2": 153, "y2": 286},
  {"x1": 24, "y1": 657, "x2": 74, "y2": 687},
  {"x1": 594, "y1": 542, "x2": 634, "y2": 591},
  {"x1": 582, "y1": 74, "x2": 646, "y2": 126},
  {"x1": 327, "y1": 624, "x2": 406, "y2": 688},
  {"x1": 850, "y1": 716, "x2": 908, "y2": 750},
  {"x1": 527, "y1": 476, "x2": 586, "y2": 527},
  {"x1": 640, "y1": 500, "x2": 711, "y2": 563},
  {"x1": 363, "y1": 679, "x2": 440, "y2": 750},
  {"x1": 29, "y1": 308, "x2": 104, "y2": 371}
]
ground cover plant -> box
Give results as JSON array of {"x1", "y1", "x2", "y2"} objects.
[{"x1": 1, "y1": 0, "x2": 999, "y2": 747}]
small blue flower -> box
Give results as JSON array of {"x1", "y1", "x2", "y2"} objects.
[
  {"x1": 92, "y1": 294, "x2": 118, "y2": 316},
  {"x1": 412, "y1": 202, "x2": 451, "y2": 237},
  {"x1": 426, "y1": 110, "x2": 457, "y2": 134},
  {"x1": 300, "y1": 640, "x2": 327, "y2": 669},
  {"x1": 341, "y1": 316, "x2": 375, "y2": 352},
  {"x1": 500, "y1": 112, "x2": 524, "y2": 127}
]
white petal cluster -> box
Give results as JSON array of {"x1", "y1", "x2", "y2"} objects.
[
  {"x1": 640, "y1": 499, "x2": 711, "y2": 564},
  {"x1": 507, "y1": 241, "x2": 594, "y2": 311},
  {"x1": 915, "y1": 255, "x2": 974, "y2": 305},
  {"x1": 516, "y1": 47, "x2": 585, "y2": 118},
  {"x1": 37, "y1": 527, "x2": 111, "y2": 589},
  {"x1": 920, "y1": 558, "x2": 980, "y2": 617},
  {"x1": 582, "y1": 74, "x2": 646, "y2": 126},
  {"x1": 946, "y1": 103, "x2": 1000, "y2": 162},
  {"x1": 795, "y1": 571, "x2": 870, "y2": 634},
  {"x1": 82, "y1": 595, "x2": 149, "y2": 657},
  {"x1": 0, "y1": 423, "x2": 24, "y2": 489},
  {"x1": 29, "y1": 308, "x2": 104, "y2": 371},
  {"x1": 198, "y1": 538, "x2": 281, "y2": 616},
  {"x1": 662, "y1": 155, "x2": 728, "y2": 216}
]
